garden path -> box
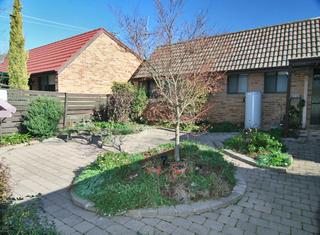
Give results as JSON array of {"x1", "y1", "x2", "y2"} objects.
[{"x1": 0, "y1": 128, "x2": 319, "y2": 235}]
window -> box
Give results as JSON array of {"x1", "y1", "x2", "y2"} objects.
[
  {"x1": 227, "y1": 74, "x2": 248, "y2": 94},
  {"x1": 264, "y1": 71, "x2": 288, "y2": 93}
]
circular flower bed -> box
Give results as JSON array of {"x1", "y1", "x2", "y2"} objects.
[{"x1": 72, "y1": 142, "x2": 235, "y2": 216}]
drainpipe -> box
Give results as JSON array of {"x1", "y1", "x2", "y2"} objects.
[
  {"x1": 302, "y1": 76, "x2": 308, "y2": 129},
  {"x1": 284, "y1": 64, "x2": 292, "y2": 137}
]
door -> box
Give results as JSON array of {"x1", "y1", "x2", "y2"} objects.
[{"x1": 311, "y1": 69, "x2": 320, "y2": 125}]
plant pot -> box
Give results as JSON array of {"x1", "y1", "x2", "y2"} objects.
[
  {"x1": 171, "y1": 162, "x2": 187, "y2": 175},
  {"x1": 146, "y1": 166, "x2": 161, "y2": 175},
  {"x1": 90, "y1": 134, "x2": 101, "y2": 145},
  {"x1": 58, "y1": 133, "x2": 69, "y2": 142}
]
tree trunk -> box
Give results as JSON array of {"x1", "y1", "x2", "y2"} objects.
[{"x1": 174, "y1": 106, "x2": 181, "y2": 162}]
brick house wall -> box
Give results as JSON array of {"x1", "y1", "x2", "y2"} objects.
[
  {"x1": 207, "y1": 68, "x2": 310, "y2": 128},
  {"x1": 57, "y1": 33, "x2": 141, "y2": 94}
]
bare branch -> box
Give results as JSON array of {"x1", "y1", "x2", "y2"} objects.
[{"x1": 113, "y1": 0, "x2": 229, "y2": 161}]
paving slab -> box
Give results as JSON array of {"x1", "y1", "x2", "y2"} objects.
[{"x1": 1, "y1": 129, "x2": 319, "y2": 234}]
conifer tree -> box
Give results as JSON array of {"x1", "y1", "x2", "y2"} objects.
[{"x1": 8, "y1": 0, "x2": 29, "y2": 90}]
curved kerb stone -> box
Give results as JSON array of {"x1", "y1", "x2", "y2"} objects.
[{"x1": 70, "y1": 169, "x2": 247, "y2": 218}]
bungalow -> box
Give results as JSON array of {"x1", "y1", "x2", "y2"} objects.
[
  {"x1": 132, "y1": 17, "x2": 320, "y2": 129},
  {"x1": 0, "y1": 28, "x2": 141, "y2": 94}
]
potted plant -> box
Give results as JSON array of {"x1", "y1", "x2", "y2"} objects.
[
  {"x1": 58, "y1": 129, "x2": 70, "y2": 142},
  {"x1": 145, "y1": 161, "x2": 162, "y2": 175},
  {"x1": 88, "y1": 125, "x2": 102, "y2": 145},
  {"x1": 146, "y1": 166, "x2": 161, "y2": 175},
  {"x1": 100, "y1": 130, "x2": 113, "y2": 148},
  {"x1": 171, "y1": 161, "x2": 187, "y2": 175}
]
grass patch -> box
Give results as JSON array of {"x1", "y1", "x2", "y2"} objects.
[
  {"x1": 0, "y1": 133, "x2": 31, "y2": 146},
  {"x1": 73, "y1": 142, "x2": 235, "y2": 215}
]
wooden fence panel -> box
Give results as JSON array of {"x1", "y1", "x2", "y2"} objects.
[{"x1": 0, "y1": 89, "x2": 108, "y2": 135}]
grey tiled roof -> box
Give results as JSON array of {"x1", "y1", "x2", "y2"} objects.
[{"x1": 134, "y1": 17, "x2": 320, "y2": 78}]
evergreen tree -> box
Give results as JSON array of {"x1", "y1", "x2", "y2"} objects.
[{"x1": 8, "y1": 0, "x2": 29, "y2": 90}]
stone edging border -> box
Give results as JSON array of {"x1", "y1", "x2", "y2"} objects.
[
  {"x1": 223, "y1": 149, "x2": 290, "y2": 174},
  {"x1": 70, "y1": 169, "x2": 246, "y2": 218}
]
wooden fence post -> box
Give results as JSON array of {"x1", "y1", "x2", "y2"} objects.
[{"x1": 63, "y1": 93, "x2": 68, "y2": 127}]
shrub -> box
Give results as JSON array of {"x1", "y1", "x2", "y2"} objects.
[
  {"x1": 0, "y1": 161, "x2": 10, "y2": 204},
  {"x1": 92, "y1": 103, "x2": 110, "y2": 122},
  {"x1": 23, "y1": 97, "x2": 63, "y2": 139},
  {"x1": 257, "y1": 152, "x2": 292, "y2": 167},
  {"x1": 142, "y1": 99, "x2": 173, "y2": 123},
  {"x1": 287, "y1": 98, "x2": 305, "y2": 129},
  {"x1": 109, "y1": 82, "x2": 135, "y2": 122},
  {"x1": 224, "y1": 129, "x2": 284, "y2": 156},
  {"x1": 131, "y1": 88, "x2": 148, "y2": 122},
  {"x1": 0, "y1": 133, "x2": 31, "y2": 146},
  {"x1": 266, "y1": 128, "x2": 284, "y2": 140}
]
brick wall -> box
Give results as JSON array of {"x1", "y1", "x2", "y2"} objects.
[
  {"x1": 57, "y1": 33, "x2": 141, "y2": 94},
  {"x1": 207, "y1": 68, "x2": 309, "y2": 128}
]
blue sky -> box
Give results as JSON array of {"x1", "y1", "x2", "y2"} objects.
[{"x1": 0, "y1": 0, "x2": 319, "y2": 54}]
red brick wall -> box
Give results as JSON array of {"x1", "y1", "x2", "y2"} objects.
[
  {"x1": 58, "y1": 33, "x2": 141, "y2": 94},
  {"x1": 207, "y1": 68, "x2": 309, "y2": 128}
]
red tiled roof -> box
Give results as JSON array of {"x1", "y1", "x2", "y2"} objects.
[{"x1": 0, "y1": 28, "x2": 139, "y2": 74}]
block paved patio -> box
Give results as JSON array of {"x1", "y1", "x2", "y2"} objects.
[{"x1": 0, "y1": 128, "x2": 319, "y2": 235}]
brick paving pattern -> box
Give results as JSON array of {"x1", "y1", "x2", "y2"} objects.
[{"x1": 1, "y1": 129, "x2": 319, "y2": 234}]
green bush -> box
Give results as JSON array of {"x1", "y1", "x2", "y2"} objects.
[
  {"x1": 0, "y1": 133, "x2": 31, "y2": 146},
  {"x1": 224, "y1": 129, "x2": 284, "y2": 156},
  {"x1": 287, "y1": 98, "x2": 305, "y2": 129},
  {"x1": 23, "y1": 97, "x2": 63, "y2": 139},
  {"x1": 257, "y1": 152, "x2": 292, "y2": 167},
  {"x1": 266, "y1": 128, "x2": 284, "y2": 140},
  {"x1": 109, "y1": 82, "x2": 136, "y2": 122},
  {"x1": 109, "y1": 83, "x2": 149, "y2": 122},
  {"x1": 131, "y1": 88, "x2": 148, "y2": 122}
]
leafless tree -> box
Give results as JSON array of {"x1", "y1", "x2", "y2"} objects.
[{"x1": 115, "y1": 0, "x2": 226, "y2": 161}]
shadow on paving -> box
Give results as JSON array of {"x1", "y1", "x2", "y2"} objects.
[
  {"x1": 284, "y1": 140, "x2": 320, "y2": 163},
  {"x1": 13, "y1": 153, "x2": 320, "y2": 234},
  {"x1": 3, "y1": 132, "x2": 320, "y2": 234}
]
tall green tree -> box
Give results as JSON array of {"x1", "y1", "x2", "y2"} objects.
[{"x1": 8, "y1": 0, "x2": 29, "y2": 90}]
